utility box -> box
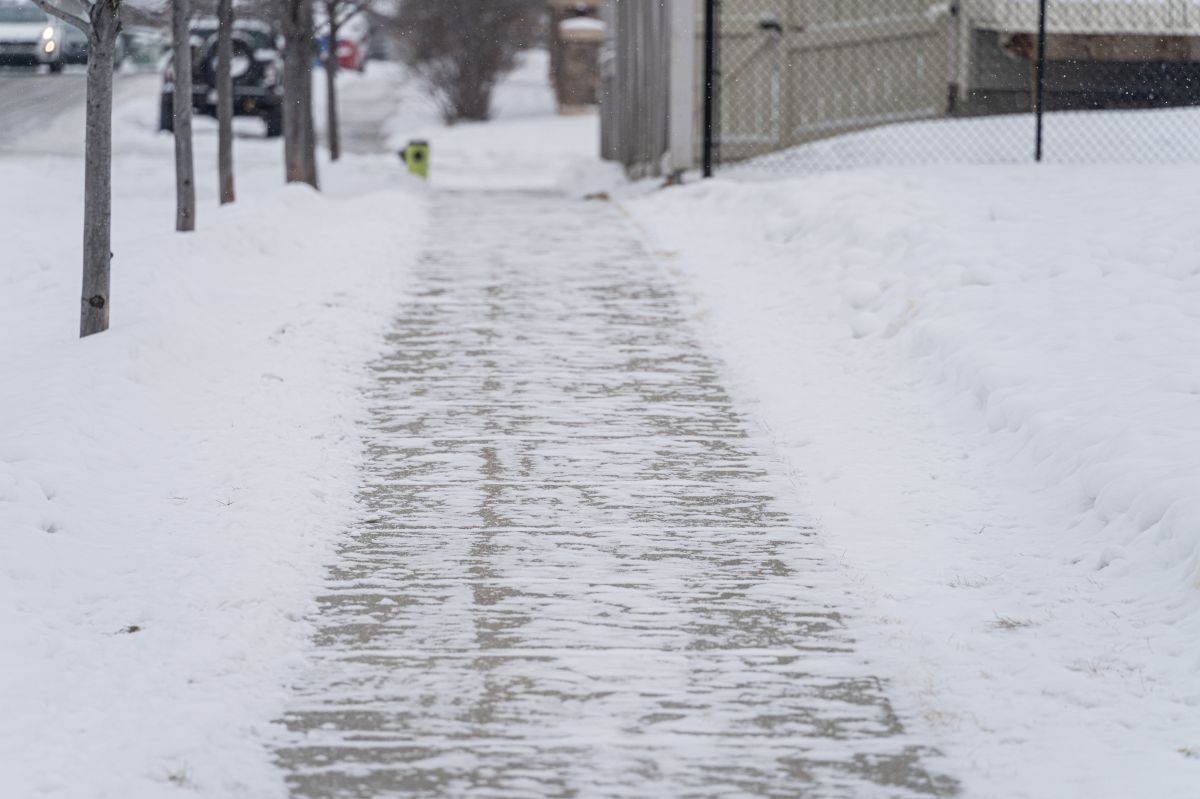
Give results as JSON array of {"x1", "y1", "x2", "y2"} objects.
[{"x1": 548, "y1": 0, "x2": 605, "y2": 113}]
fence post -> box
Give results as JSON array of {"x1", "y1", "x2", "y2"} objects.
[
  {"x1": 668, "y1": 0, "x2": 696, "y2": 177},
  {"x1": 1035, "y1": 0, "x2": 1048, "y2": 161},
  {"x1": 702, "y1": 0, "x2": 717, "y2": 177}
]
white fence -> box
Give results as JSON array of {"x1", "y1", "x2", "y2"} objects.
[{"x1": 599, "y1": 0, "x2": 1200, "y2": 173}]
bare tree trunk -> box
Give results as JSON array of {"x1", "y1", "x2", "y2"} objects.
[
  {"x1": 80, "y1": 0, "x2": 119, "y2": 338},
  {"x1": 280, "y1": 2, "x2": 303, "y2": 182},
  {"x1": 300, "y1": 0, "x2": 319, "y2": 185},
  {"x1": 172, "y1": 0, "x2": 196, "y2": 230},
  {"x1": 324, "y1": 1, "x2": 341, "y2": 161},
  {"x1": 302, "y1": 64, "x2": 319, "y2": 183},
  {"x1": 216, "y1": 0, "x2": 235, "y2": 204},
  {"x1": 279, "y1": 0, "x2": 318, "y2": 188},
  {"x1": 323, "y1": 57, "x2": 340, "y2": 160}
]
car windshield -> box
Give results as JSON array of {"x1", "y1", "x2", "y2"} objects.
[{"x1": 0, "y1": 4, "x2": 49, "y2": 23}]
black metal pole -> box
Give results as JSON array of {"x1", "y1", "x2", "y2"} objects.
[
  {"x1": 1035, "y1": 0, "x2": 1048, "y2": 162},
  {"x1": 702, "y1": 0, "x2": 717, "y2": 178}
]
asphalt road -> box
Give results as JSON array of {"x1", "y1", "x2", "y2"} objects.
[
  {"x1": 0, "y1": 67, "x2": 400, "y2": 156},
  {"x1": 0, "y1": 70, "x2": 87, "y2": 149}
]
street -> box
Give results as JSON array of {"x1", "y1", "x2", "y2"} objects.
[{"x1": 0, "y1": 71, "x2": 86, "y2": 148}]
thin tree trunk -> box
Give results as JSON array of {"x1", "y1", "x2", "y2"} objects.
[
  {"x1": 172, "y1": 0, "x2": 196, "y2": 230},
  {"x1": 300, "y1": 0, "x2": 319, "y2": 185},
  {"x1": 280, "y1": 1, "x2": 303, "y2": 182},
  {"x1": 324, "y1": 3, "x2": 341, "y2": 161},
  {"x1": 324, "y1": 59, "x2": 340, "y2": 160},
  {"x1": 302, "y1": 66, "x2": 318, "y2": 183},
  {"x1": 280, "y1": 0, "x2": 318, "y2": 188},
  {"x1": 216, "y1": 0, "x2": 235, "y2": 204},
  {"x1": 80, "y1": 0, "x2": 119, "y2": 338}
]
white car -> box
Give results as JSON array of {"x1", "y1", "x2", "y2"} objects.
[{"x1": 0, "y1": 2, "x2": 65, "y2": 72}]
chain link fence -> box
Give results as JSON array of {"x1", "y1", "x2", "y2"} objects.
[{"x1": 708, "y1": 0, "x2": 1200, "y2": 174}]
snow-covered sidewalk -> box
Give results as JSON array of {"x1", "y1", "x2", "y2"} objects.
[{"x1": 273, "y1": 188, "x2": 955, "y2": 798}]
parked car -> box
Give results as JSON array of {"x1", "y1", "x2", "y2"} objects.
[
  {"x1": 159, "y1": 19, "x2": 283, "y2": 138},
  {"x1": 0, "y1": 2, "x2": 65, "y2": 72},
  {"x1": 332, "y1": 36, "x2": 364, "y2": 72},
  {"x1": 60, "y1": 23, "x2": 127, "y2": 66}
]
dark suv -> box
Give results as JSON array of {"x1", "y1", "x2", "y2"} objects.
[{"x1": 160, "y1": 20, "x2": 283, "y2": 138}]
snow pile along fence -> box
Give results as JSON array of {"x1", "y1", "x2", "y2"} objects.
[
  {"x1": 712, "y1": 0, "x2": 1200, "y2": 172},
  {"x1": 603, "y1": 0, "x2": 1200, "y2": 175}
]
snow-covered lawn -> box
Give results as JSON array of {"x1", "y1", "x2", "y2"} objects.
[
  {"x1": 0, "y1": 72, "x2": 425, "y2": 796},
  {"x1": 626, "y1": 162, "x2": 1200, "y2": 797}
]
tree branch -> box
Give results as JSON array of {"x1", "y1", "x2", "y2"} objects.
[
  {"x1": 30, "y1": 0, "x2": 92, "y2": 34},
  {"x1": 332, "y1": 0, "x2": 370, "y2": 29}
]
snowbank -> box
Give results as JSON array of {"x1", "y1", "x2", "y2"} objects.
[
  {"x1": 0, "y1": 74, "x2": 425, "y2": 796},
  {"x1": 626, "y1": 164, "x2": 1200, "y2": 796},
  {"x1": 725, "y1": 106, "x2": 1200, "y2": 176}
]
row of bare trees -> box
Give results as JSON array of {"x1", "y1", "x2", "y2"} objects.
[
  {"x1": 33, "y1": 0, "x2": 368, "y2": 337},
  {"x1": 36, "y1": 0, "x2": 544, "y2": 338}
]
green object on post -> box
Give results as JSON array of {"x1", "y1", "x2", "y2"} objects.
[{"x1": 401, "y1": 140, "x2": 430, "y2": 179}]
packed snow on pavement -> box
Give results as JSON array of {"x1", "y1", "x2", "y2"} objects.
[
  {"x1": 0, "y1": 70, "x2": 426, "y2": 797},
  {"x1": 626, "y1": 155, "x2": 1200, "y2": 796}
]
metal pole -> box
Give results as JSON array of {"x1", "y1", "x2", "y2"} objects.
[
  {"x1": 668, "y1": 0, "x2": 697, "y2": 177},
  {"x1": 702, "y1": 0, "x2": 717, "y2": 177},
  {"x1": 1035, "y1": 0, "x2": 1048, "y2": 161}
]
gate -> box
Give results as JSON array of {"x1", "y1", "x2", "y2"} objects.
[{"x1": 714, "y1": 0, "x2": 952, "y2": 163}]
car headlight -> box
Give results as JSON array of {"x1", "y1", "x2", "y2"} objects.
[
  {"x1": 44, "y1": 40, "x2": 56, "y2": 54},
  {"x1": 42, "y1": 26, "x2": 54, "y2": 40}
]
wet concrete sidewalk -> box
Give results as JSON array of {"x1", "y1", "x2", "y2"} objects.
[{"x1": 275, "y1": 191, "x2": 955, "y2": 798}]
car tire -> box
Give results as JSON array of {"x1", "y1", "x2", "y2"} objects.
[
  {"x1": 264, "y1": 106, "x2": 283, "y2": 138},
  {"x1": 159, "y1": 95, "x2": 174, "y2": 133},
  {"x1": 48, "y1": 61, "x2": 64, "y2": 74}
]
